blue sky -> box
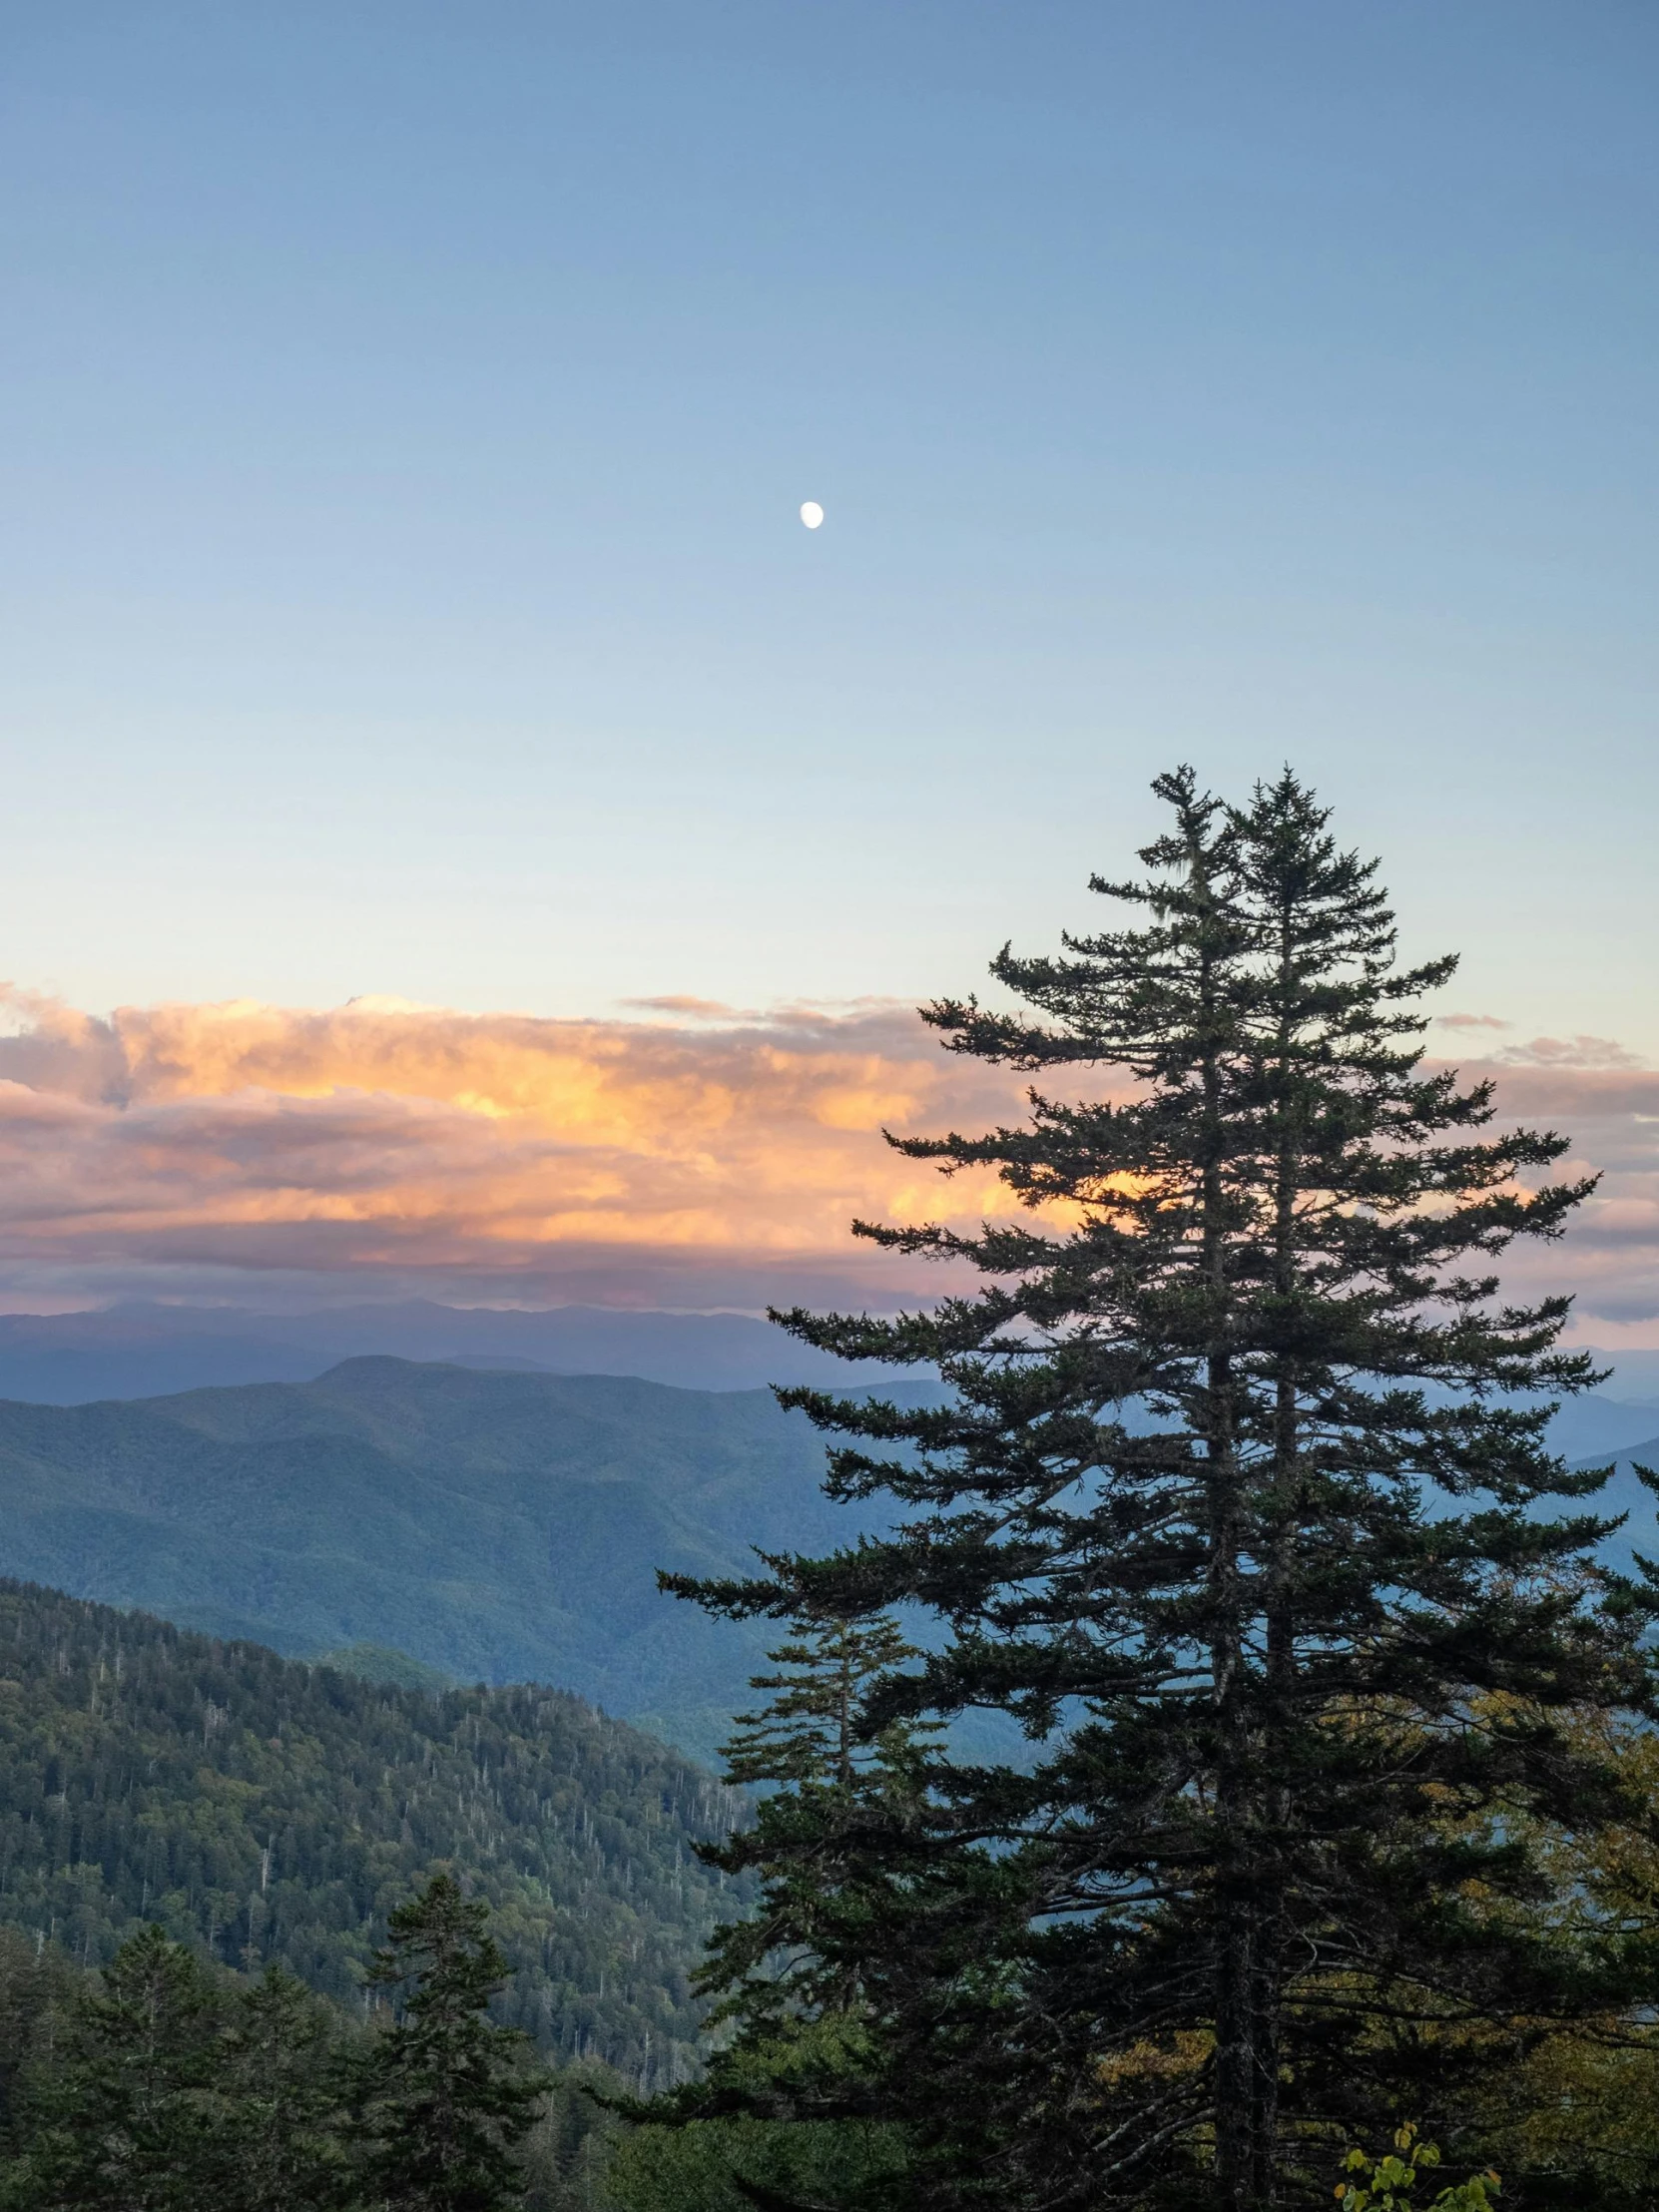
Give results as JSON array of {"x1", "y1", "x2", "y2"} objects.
[{"x1": 2, "y1": 2, "x2": 1656, "y2": 1050}]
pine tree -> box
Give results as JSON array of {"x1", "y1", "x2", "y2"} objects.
[
  {"x1": 719, "y1": 1614, "x2": 928, "y2": 1792},
  {"x1": 675, "y1": 770, "x2": 1648, "y2": 2210},
  {"x1": 617, "y1": 1615, "x2": 925, "y2": 2210},
  {"x1": 0, "y1": 1927, "x2": 76, "y2": 2152},
  {"x1": 16, "y1": 1924, "x2": 222, "y2": 2210},
  {"x1": 688, "y1": 1612, "x2": 939, "y2": 2033},
  {"x1": 350, "y1": 1873, "x2": 542, "y2": 2212},
  {"x1": 211, "y1": 1963, "x2": 352, "y2": 2212}
]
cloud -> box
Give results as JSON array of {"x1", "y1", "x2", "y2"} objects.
[
  {"x1": 1490, "y1": 1035, "x2": 1648, "y2": 1070},
  {"x1": 0, "y1": 992, "x2": 1043, "y2": 1310},
  {"x1": 0, "y1": 992, "x2": 1652, "y2": 1336},
  {"x1": 618, "y1": 995, "x2": 752, "y2": 1020},
  {"x1": 1433, "y1": 1050, "x2": 1659, "y2": 1337}
]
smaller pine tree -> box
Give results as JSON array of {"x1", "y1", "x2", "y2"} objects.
[
  {"x1": 719, "y1": 1613, "x2": 931, "y2": 1794},
  {"x1": 686, "y1": 1611, "x2": 941, "y2": 2032},
  {"x1": 350, "y1": 1873, "x2": 542, "y2": 2212},
  {"x1": 212, "y1": 1962, "x2": 351, "y2": 2212},
  {"x1": 621, "y1": 1613, "x2": 929, "y2": 2211},
  {"x1": 15, "y1": 1923, "x2": 221, "y2": 2211}
]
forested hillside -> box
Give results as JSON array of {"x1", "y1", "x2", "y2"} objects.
[
  {"x1": 0, "y1": 1580, "x2": 745, "y2": 2088},
  {"x1": 0, "y1": 1358, "x2": 1642, "y2": 1767},
  {"x1": 0, "y1": 1358, "x2": 909, "y2": 1758}
]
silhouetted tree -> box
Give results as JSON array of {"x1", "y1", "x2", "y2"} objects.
[{"x1": 675, "y1": 769, "x2": 1649, "y2": 2210}]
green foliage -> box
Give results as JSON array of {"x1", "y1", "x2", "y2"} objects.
[
  {"x1": 14, "y1": 1922, "x2": 223, "y2": 2209},
  {"x1": 349, "y1": 1873, "x2": 542, "y2": 2211},
  {"x1": 0, "y1": 1925, "x2": 76, "y2": 2139},
  {"x1": 1336, "y1": 2123, "x2": 1500, "y2": 2212},
  {"x1": 676, "y1": 769, "x2": 1650, "y2": 2207},
  {"x1": 215, "y1": 1960, "x2": 357, "y2": 2212},
  {"x1": 616, "y1": 1620, "x2": 927, "y2": 2211},
  {"x1": 0, "y1": 1887, "x2": 569, "y2": 2210},
  {"x1": 687, "y1": 1615, "x2": 938, "y2": 2037},
  {"x1": 719, "y1": 1616, "x2": 920, "y2": 1793},
  {"x1": 4, "y1": 1926, "x2": 352, "y2": 2211},
  {"x1": 605, "y1": 2111, "x2": 909, "y2": 2212},
  {"x1": 0, "y1": 1578, "x2": 745, "y2": 2079},
  {"x1": 516, "y1": 2065, "x2": 625, "y2": 2212}
]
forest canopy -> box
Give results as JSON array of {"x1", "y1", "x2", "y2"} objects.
[{"x1": 0, "y1": 1578, "x2": 744, "y2": 2085}]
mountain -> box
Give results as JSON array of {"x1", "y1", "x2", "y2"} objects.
[
  {"x1": 0, "y1": 1302, "x2": 910, "y2": 1403},
  {"x1": 0, "y1": 1578, "x2": 743, "y2": 2084},
  {"x1": 1569, "y1": 1434, "x2": 1659, "y2": 1569},
  {"x1": 1545, "y1": 1389, "x2": 1659, "y2": 1463},
  {"x1": 0, "y1": 1302, "x2": 1644, "y2": 1467},
  {"x1": 1583, "y1": 1349, "x2": 1659, "y2": 1405},
  {"x1": 0, "y1": 1349, "x2": 1638, "y2": 1762},
  {"x1": 0, "y1": 1357, "x2": 898, "y2": 1760}
]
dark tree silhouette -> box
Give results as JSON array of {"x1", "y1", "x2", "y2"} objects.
[{"x1": 673, "y1": 769, "x2": 1649, "y2": 2210}]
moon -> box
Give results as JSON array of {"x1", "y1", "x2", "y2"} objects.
[{"x1": 800, "y1": 500, "x2": 824, "y2": 529}]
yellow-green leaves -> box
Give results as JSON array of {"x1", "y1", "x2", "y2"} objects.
[{"x1": 1336, "y1": 2122, "x2": 1500, "y2": 2211}]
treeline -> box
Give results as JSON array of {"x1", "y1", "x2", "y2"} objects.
[
  {"x1": 0, "y1": 1581, "x2": 745, "y2": 2085},
  {"x1": 0, "y1": 1873, "x2": 631, "y2": 2210}
]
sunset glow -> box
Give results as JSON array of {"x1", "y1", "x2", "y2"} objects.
[{"x1": 0, "y1": 990, "x2": 1646, "y2": 1327}]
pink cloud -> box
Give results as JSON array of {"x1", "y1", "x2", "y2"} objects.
[
  {"x1": 1491, "y1": 1035, "x2": 1648, "y2": 1070},
  {"x1": 0, "y1": 993, "x2": 1042, "y2": 1309},
  {"x1": 0, "y1": 992, "x2": 1650, "y2": 1339},
  {"x1": 1431, "y1": 1051, "x2": 1659, "y2": 1334}
]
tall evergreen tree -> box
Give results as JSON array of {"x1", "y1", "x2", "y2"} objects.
[
  {"x1": 675, "y1": 770, "x2": 1648, "y2": 2210},
  {"x1": 350, "y1": 1873, "x2": 542, "y2": 2212}
]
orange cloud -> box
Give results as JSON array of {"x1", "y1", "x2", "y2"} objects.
[
  {"x1": 0, "y1": 992, "x2": 1042, "y2": 1308},
  {"x1": 0, "y1": 993, "x2": 1651, "y2": 1335}
]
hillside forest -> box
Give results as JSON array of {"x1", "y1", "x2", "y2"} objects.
[{"x1": 0, "y1": 1580, "x2": 740, "y2": 2086}]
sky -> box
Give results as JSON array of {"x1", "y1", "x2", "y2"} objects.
[{"x1": 1, "y1": 4, "x2": 1656, "y2": 1328}]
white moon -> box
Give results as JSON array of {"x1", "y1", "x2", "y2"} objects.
[{"x1": 800, "y1": 500, "x2": 824, "y2": 529}]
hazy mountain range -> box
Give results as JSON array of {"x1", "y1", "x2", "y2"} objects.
[
  {"x1": 0, "y1": 1302, "x2": 901, "y2": 1404},
  {"x1": 0, "y1": 1358, "x2": 904, "y2": 1762},
  {"x1": 0, "y1": 1303, "x2": 1650, "y2": 1460},
  {"x1": 0, "y1": 1343, "x2": 1650, "y2": 1769}
]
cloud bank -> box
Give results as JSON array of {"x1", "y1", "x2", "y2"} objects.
[
  {"x1": 0, "y1": 992, "x2": 1038, "y2": 1309},
  {"x1": 0, "y1": 991, "x2": 1650, "y2": 1336}
]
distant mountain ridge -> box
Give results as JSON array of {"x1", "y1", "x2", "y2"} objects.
[
  {"x1": 1568, "y1": 1433, "x2": 1659, "y2": 1569},
  {"x1": 0, "y1": 1302, "x2": 1644, "y2": 1462},
  {"x1": 0, "y1": 1345, "x2": 1647, "y2": 1764},
  {"x1": 0, "y1": 1357, "x2": 902, "y2": 1760},
  {"x1": 0, "y1": 1301, "x2": 908, "y2": 1403}
]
